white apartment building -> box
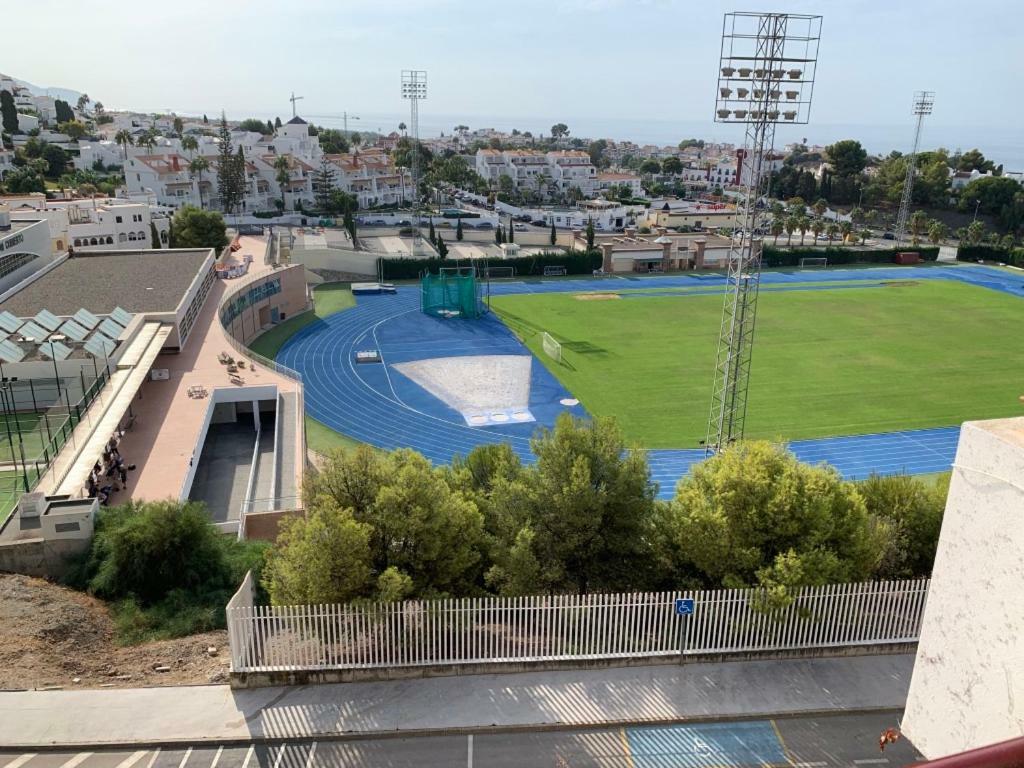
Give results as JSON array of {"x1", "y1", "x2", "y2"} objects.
[
  {"x1": 122, "y1": 115, "x2": 412, "y2": 213},
  {"x1": 475, "y1": 149, "x2": 598, "y2": 197},
  {"x1": 595, "y1": 172, "x2": 644, "y2": 197}
]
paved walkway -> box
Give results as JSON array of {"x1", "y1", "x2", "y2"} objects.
[{"x1": 0, "y1": 654, "x2": 914, "y2": 748}]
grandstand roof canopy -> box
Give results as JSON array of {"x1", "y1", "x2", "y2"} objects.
[{"x1": 0, "y1": 249, "x2": 213, "y2": 318}]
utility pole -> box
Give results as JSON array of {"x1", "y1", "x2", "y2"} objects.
[
  {"x1": 894, "y1": 91, "x2": 935, "y2": 246},
  {"x1": 289, "y1": 92, "x2": 304, "y2": 118},
  {"x1": 342, "y1": 111, "x2": 360, "y2": 134}
]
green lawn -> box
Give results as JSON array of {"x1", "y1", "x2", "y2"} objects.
[
  {"x1": 247, "y1": 282, "x2": 357, "y2": 360},
  {"x1": 492, "y1": 279, "x2": 1024, "y2": 448}
]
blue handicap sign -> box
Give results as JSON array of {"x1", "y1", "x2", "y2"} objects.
[{"x1": 675, "y1": 598, "x2": 695, "y2": 616}]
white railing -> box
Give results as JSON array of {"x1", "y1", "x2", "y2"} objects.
[{"x1": 227, "y1": 578, "x2": 929, "y2": 673}]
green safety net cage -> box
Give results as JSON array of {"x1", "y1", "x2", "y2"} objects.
[{"x1": 420, "y1": 270, "x2": 484, "y2": 319}]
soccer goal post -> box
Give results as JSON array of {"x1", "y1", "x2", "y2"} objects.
[
  {"x1": 483, "y1": 265, "x2": 516, "y2": 279},
  {"x1": 799, "y1": 256, "x2": 828, "y2": 268},
  {"x1": 541, "y1": 332, "x2": 562, "y2": 363}
]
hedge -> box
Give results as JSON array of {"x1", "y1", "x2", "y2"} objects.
[
  {"x1": 956, "y1": 245, "x2": 1024, "y2": 267},
  {"x1": 762, "y1": 246, "x2": 940, "y2": 268},
  {"x1": 380, "y1": 249, "x2": 603, "y2": 281}
]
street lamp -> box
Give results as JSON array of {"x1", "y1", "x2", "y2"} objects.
[{"x1": 973, "y1": 199, "x2": 981, "y2": 222}]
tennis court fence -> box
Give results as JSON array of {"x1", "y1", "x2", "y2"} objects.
[{"x1": 228, "y1": 577, "x2": 929, "y2": 673}]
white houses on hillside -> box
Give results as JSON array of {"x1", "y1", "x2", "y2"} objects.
[{"x1": 475, "y1": 149, "x2": 598, "y2": 198}]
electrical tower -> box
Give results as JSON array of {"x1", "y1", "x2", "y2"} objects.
[
  {"x1": 401, "y1": 70, "x2": 427, "y2": 222},
  {"x1": 894, "y1": 91, "x2": 935, "y2": 246},
  {"x1": 706, "y1": 12, "x2": 822, "y2": 455}
]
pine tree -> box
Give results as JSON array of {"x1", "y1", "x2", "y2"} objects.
[
  {"x1": 507, "y1": 219, "x2": 514, "y2": 244},
  {"x1": 550, "y1": 220, "x2": 557, "y2": 246},
  {"x1": 313, "y1": 156, "x2": 337, "y2": 211},
  {"x1": 586, "y1": 218, "x2": 595, "y2": 250},
  {"x1": 266, "y1": 120, "x2": 274, "y2": 134},
  {"x1": 167, "y1": 219, "x2": 175, "y2": 248},
  {"x1": 456, "y1": 217, "x2": 464, "y2": 241},
  {"x1": 495, "y1": 225, "x2": 504, "y2": 245},
  {"x1": 215, "y1": 113, "x2": 239, "y2": 214},
  {"x1": 437, "y1": 234, "x2": 448, "y2": 259},
  {"x1": 428, "y1": 218, "x2": 436, "y2": 245},
  {"x1": 275, "y1": 116, "x2": 282, "y2": 128},
  {"x1": 233, "y1": 145, "x2": 247, "y2": 213},
  {"x1": 150, "y1": 221, "x2": 161, "y2": 249},
  {"x1": 203, "y1": 114, "x2": 209, "y2": 124},
  {"x1": 0, "y1": 90, "x2": 17, "y2": 135}
]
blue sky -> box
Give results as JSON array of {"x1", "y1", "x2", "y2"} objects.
[{"x1": 7, "y1": 0, "x2": 1022, "y2": 138}]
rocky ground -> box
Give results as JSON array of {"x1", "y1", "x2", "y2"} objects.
[{"x1": 0, "y1": 574, "x2": 229, "y2": 690}]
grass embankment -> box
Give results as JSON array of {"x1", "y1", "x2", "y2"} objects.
[
  {"x1": 246, "y1": 283, "x2": 365, "y2": 454},
  {"x1": 492, "y1": 279, "x2": 1024, "y2": 448}
]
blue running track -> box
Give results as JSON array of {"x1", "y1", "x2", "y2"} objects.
[{"x1": 277, "y1": 264, "x2": 1024, "y2": 498}]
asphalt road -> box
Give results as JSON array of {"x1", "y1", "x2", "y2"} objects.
[{"x1": 0, "y1": 712, "x2": 922, "y2": 768}]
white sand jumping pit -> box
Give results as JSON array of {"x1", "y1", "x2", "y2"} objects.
[{"x1": 394, "y1": 355, "x2": 535, "y2": 427}]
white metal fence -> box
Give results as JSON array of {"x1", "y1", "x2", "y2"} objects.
[{"x1": 227, "y1": 578, "x2": 929, "y2": 673}]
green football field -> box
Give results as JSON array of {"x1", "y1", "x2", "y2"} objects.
[{"x1": 491, "y1": 279, "x2": 1024, "y2": 448}]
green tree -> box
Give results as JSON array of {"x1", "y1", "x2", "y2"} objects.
[
  {"x1": 150, "y1": 221, "x2": 161, "y2": 249},
  {"x1": 114, "y1": 129, "x2": 134, "y2": 163},
  {"x1": 966, "y1": 219, "x2": 986, "y2": 245},
  {"x1": 343, "y1": 209, "x2": 357, "y2": 241},
  {"x1": 273, "y1": 155, "x2": 290, "y2": 209},
  {"x1": 796, "y1": 214, "x2": 810, "y2": 245},
  {"x1": 2, "y1": 165, "x2": 45, "y2": 193},
  {"x1": 784, "y1": 214, "x2": 798, "y2": 246},
  {"x1": 550, "y1": 220, "x2": 557, "y2": 246},
  {"x1": 325, "y1": 189, "x2": 357, "y2": 216},
  {"x1": 238, "y1": 117, "x2": 272, "y2": 134},
  {"x1": 188, "y1": 156, "x2": 210, "y2": 209},
  {"x1": 216, "y1": 112, "x2": 242, "y2": 214},
  {"x1": 813, "y1": 198, "x2": 828, "y2": 218},
  {"x1": 770, "y1": 218, "x2": 784, "y2": 245},
  {"x1": 274, "y1": 116, "x2": 282, "y2": 129},
  {"x1": 264, "y1": 500, "x2": 374, "y2": 604},
  {"x1": 173, "y1": 116, "x2": 184, "y2": 137},
  {"x1": 661, "y1": 156, "x2": 683, "y2": 175},
  {"x1": 428, "y1": 218, "x2": 436, "y2": 245},
  {"x1": 908, "y1": 211, "x2": 929, "y2": 245},
  {"x1": 956, "y1": 148, "x2": 996, "y2": 174},
  {"x1": 861, "y1": 474, "x2": 947, "y2": 579},
  {"x1": 136, "y1": 130, "x2": 157, "y2": 155},
  {"x1": 456, "y1": 217, "x2": 464, "y2": 241},
  {"x1": 170, "y1": 205, "x2": 228, "y2": 249},
  {"x1": 550, "y1": 123, "x2": 570, "y2": 139},
  {"x1": 507, "y1": 219, "x2": 514, "y2": 244},
  {"x1": 437, "y1": 233, "x2": 448, "y2": 258},
  {"x1": 181, "y1": 134, "x2": 199, "y2": 159},
  {"x1": 76, "y1": 93, "x2": 90, "y2": 113},
  {"x1": 0, "y1": 91, "x2": 18, "y2": 135},
  {"x1": 825, "y1": 222, "x2": 839, "y2": 244},
  {"x1": 313, "y1": 156, "x2": 337, "y2": 210},
  {"x1": 639, "y1": 159, "x2": 661, "y2": 176},
  {"x1": 586, "y1": 218, "x2": 596, "y2": 249},
  {"x1": 657, "y1": 441, "x2": 884, "y2": 596},
  {"x1": 58, "y1": 120, "x2": 87, "y2": 140},
  {"x1": 810, "y1": 217, "x2": 824, "y2": 243},
  {"x1": 53, "y1": 98, "x2": 75, "y2": 125},
  {"x1": 825, "y1": 139, "x2": 868, "y2": 178},
  {"x1": 41, "y1": 143, "x2": 68, "y2": 177},
  {"x1": 495, "y1": 224, "x2": 504, "y2": 245},
  {"x1": 959, "y1": 176, "x2": 1022, "y2": 227},
  {"x1": 486, "y1": 414, "x2": 656, "y2": 596},
  {"x1": 588, "y1": 139, "x2": 608, "y2": 169}
]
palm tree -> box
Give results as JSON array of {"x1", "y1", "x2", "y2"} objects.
[
  {"x1": 188, "y1": 157, "x2": 210, "y2": 208},
  {"x1": 274, "y1": 155, "x2": 291, "y2": 210},
  {"x1": 928, "y1": 221, "x2": 948, "y2": 245},
  {"x1": 909, "y1": 211, "x2": 929, "y2": 245},
  {"x1": 115, "y1": 130, "x2": 134, "y2": 163},
  {"x1": 859, "y1": 228, "x2": 872, "y2": 246},
  {"x1": 825, "y1": 223, "x2": 839, "y2": 244},
  {"x1": 770, "y1": 201, "x2": 785, "y2": 219},
  {"x1": 796, "y1": 214, "x2": 810, "y2": 245},
  {"x1": 770, "y1": 218, "x2": 784, "y2": 245},
  {"x1": 182, "y1": 135, "x2": 198, "y2": 159},
  {"x1": 398, "y1": 122, "x2": 407, "y2": 136},
  {"x1": 849, "y1": 206, "x2": 864, "y2": 225},
  {"x1": 839, "y1": 220, "x2": 853, "y2": 244},
  {"x1": 813, "y1": 198, "x2": 828, "y2": 218},
  {"x1": 785, "y1": 215, "x2": 798, "y2": 246},
  {"x1": 137, "y1": 131, "x2": 157, "y2": 155},
  {"x1": 810, "y1": 217, "x2": 824, "y2": 243},
  {"x1": 173, "y1": 116, "x2": 184, "y2": 137},
  {"x1": 1000, "y1": 234, "x2": 1017, "y2": 250}
]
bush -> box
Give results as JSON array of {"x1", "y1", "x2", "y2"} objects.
[
  {"x1": 380, "y1": 249, "x2": 602, "y2": 280},
  {"x1": 762, "y1": 246, "x2": 939, "y2": 268},
  {"x1": 66, "y1": 500, "x2": 267, "y2": 643},
  {"x1": 170, "y1": 205, "x2": 228, "y2": 250},
  {"x1": 956, "y1": 244, "x2": 1024, "y2": 267}
]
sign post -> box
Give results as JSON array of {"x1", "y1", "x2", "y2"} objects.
[{"x1": 675, "y1": 598, "x2": 694, "y2": 664}]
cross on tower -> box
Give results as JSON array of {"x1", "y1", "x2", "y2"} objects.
[{"x1": 289, "y1": 92, "x2": 304, "y2": 118}]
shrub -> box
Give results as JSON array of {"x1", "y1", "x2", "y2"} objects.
[
  {"x1": 380, "y1": 249, "x2": 602, "y2": 280},
  {"x1": 762, "y1": 246, "x2": 939, "y2": 268},
  {"x1": 956, "y1": 244, "x2": 1024, "y2": 267}
]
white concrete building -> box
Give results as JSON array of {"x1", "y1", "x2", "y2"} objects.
[
  {"x1": 0, "y1": 207, "x2": 63, "y2": 295},
  {"x1": 902, "y1": 416, "x2": 1024, "y2": 760},
  {"x1": 476, "y1": 149, "x2": 598, "y2": 198},
  {"x1": 595, "y1": 172, "x2": 643, "y2": 197},
  {"x1": 4, "y1": 194, "x2": 168, "y2": 252}
]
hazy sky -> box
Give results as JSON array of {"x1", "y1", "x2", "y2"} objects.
[{"x1": 6, "y1": 0, "x2": 1022, "y2": 133}]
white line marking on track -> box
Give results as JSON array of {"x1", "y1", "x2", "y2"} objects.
[
  {"x1": 272, "y1": 745, "x2": 288, "y2": 768},
  {"x1": 177, "y1": 748, "x2": 192, "y2": 768},
  {"x1": 209, "y1": 747, "x2": 223, "y2": 768},
  {"x1": 304, "y1": 743, "x2": 317, "y2": 768},
  {"x1": 114, "y1": 752, "x2": 149, "y2": 768},
  {"x1": 144, "y1": 749, "x2": 161, "y2": 768},
  {"x1": 854, "y1": 759, "x2": 889, "y2": 765},
  {"x1": 60, "y1": 755, "x2": 93, "y2": 768},
  {"x1": 794, "y1": 762, "x2": 828, "y2": 767},
  {"x1": 467, "y1": 734, "x2": 473, "y2": 768},
  {"x1": 240, "y1": 746, "x2": 255, "y2": 768},
  {"x1": 2, "y1": 755, "x2": 37, "y2": 768}
]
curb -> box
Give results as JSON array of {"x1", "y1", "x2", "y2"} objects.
[{"x1": 1, "y1": 705, "x2": 906, "y2": 752}]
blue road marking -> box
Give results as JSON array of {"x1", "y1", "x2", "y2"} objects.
[
  {"x1": 278, "y1": 264, "x2": 1023, "y2": 496},
  {"x1": 626, "y1": 721, "x2": 789, "y2": 767}
]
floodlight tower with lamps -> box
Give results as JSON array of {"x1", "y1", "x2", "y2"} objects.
[
  {"x1": 706, "y1": 11, "x2": 822, "y2": 455},
  {"x1": 401, "y1": 70, "x2": 427, "y2": 223},
  {"x1": 894, "y1": 91, "x2": 935, "y2": 246}
]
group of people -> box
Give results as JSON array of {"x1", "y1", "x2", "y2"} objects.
[{"x1": 85, "y1": 429, "x2": 135, "y2": 505}]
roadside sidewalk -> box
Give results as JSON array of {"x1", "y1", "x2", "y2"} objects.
[{"x1": 0, "y1": 653, "x2": 913, "y2": 748}]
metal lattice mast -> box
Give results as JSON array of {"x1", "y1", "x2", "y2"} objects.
[
  {"x1": 894, "y1": 91, "x2": 934, "y2": 246},
  {"x1": 706, "y1": 12, "x2": 822, "y2": 455},
  {"x1": 401, "y1": 70, "x2": 427, "y2": 228}
]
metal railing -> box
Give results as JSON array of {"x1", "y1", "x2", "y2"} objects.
[{"x1": 227, "y1": 578, "x2": 929, "y2": 673}]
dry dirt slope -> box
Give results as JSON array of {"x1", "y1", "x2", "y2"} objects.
[{"x1": 0, "y1": 574, "x2": 229, "y2": 690}]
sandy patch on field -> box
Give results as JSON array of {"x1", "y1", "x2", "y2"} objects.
[
  {"x1": 576, "y1": 293, "x2": 621, "y2": 301},
  {"x1": 394, "y1": 355, "x2": 532, "y2": 413}
]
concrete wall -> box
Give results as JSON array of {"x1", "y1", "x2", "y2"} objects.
[
  {"x1": 0, "y1": 536, "x2": 90, "y2": 579},
  {"x1": 221, "y1": 266, "x2": 309, "y2": 347},
  {"x1": 902, "y1": 417, "x2": 1024, "y2": 759}
]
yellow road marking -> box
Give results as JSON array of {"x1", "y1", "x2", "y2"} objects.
[
  {"x1": 771, "y1": 718, "x2": 798, "y2": 766},
  {"x1": 619, "y1": 726, "x2": 636, "y2": 768}
]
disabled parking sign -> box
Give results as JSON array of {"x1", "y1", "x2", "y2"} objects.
[{"x1": 675, "y1": 598, "x2": 695, "y2": 616}]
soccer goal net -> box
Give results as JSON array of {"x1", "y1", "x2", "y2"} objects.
[
  {"x1": 483, "y1": 265, "x2": 516, "y2": 279},
  {"x1": 543, "y1": 265, "x2": 568, "y2": 276},
  {"x1": 541, "y1": 332, "x2": 562, "y2": 363},
  {"x1": 799, "y1": 257, "x2": 828, "y2": 268}
]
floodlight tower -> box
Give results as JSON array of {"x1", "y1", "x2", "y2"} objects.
[
  {"x1": 401, "y1": 70, "x2": 427, "y2": 219},
  {"x1": 706, "y1": 12, "x2": 822, "y2": 455},
  {"x1": 894, "y1": 91, "x2": 935, "y2": 246}
]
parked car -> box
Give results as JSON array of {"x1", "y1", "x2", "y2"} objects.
[
  {"x1": 397, "y1": 219, "x2": 411, "y2": 226},
  {"x1": 477, "y1": 222, "x2": 494, "y2": 229},
  {"x1": 882, "y1": 232, "x2": 895, "y2": 240},
  {"x1": 513, "y1": 223, "x2": 528, "y2": 231}
]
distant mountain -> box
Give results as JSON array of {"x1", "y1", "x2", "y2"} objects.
[{"x1": 8, "y1": 75, "x2": 83, "y2": 104}]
